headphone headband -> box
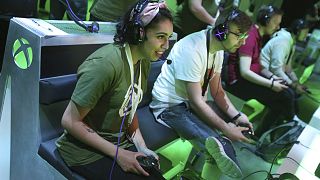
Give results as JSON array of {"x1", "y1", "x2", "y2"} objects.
[
  {"x1": 213, "y1": 9, "x2": 240, "y2": 41},
  {"x1": 257, "y1": 5, "x2": 279, "y2": 26},
  {"x1": 290, "y1": 19, "x2": 309, "y2": 35},
  {"x1": 126, "y1": 0, "x2": 167, "y2": 44}
]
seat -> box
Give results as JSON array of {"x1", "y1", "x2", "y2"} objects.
[{"x1": 38, "y1": 75, "x2": 84, "y2": 180}]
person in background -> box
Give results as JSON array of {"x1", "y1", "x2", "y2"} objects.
[
  {"x1": 89, "y1": 0, "x2": 138, "y2": 22},
  {"x1": 305, "y1": 0, "x2": 320, "y2": 32},
  {"x1": 173, "y1": 0, "x2": 220, "y2": 39},
  {"x1": 226, "y1": 5, "x2": 296, "y2": 137},
  {"x1": 50, "y1": 0, "x2": 88, "y2": 21},
  {"x1": 38, "y1": 0, "x2": 49, "y2": 14},
  {"x1": 174, "y1": 0, "x2": 240, "y2": 40},
  {"x1": 150, "y1": 9, "x2": 252, "y2": 178},
  {"x1": 56, "y1": 0, "x2": 173, "y2": 179},
  {"x1": 216, "y1": 0, "x2": 240, "y2": 25},
  {"x1": 260, "y1": 19, "x2": 310, "y2": 95}
]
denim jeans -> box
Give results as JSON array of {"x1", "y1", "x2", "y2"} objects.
[{"x1": 159, "y1": 102, "x2": 229, "y2": 155}]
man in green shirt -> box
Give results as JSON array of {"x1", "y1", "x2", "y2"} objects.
[
  {"x1": 56, "y1": 0, "x2": 173, "y2": 179},
  {"x1": 90, "y1": 0, "x2": 138, "y2": 22}
]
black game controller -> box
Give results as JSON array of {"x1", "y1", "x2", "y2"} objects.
[
  {"x1": 279, "y1": 80, "x2": 289, "y2": 86},
  {"x1": 242, "y1": 129, "x2": 254, "y2": 138},
  {"x1": 238, "y1": 123, "x2": 255, "y2": 139},
  {"x1": 137, "y1": 155, "x2": 159, "y2": 170},
  {"x1": 136, "y1": 155, "x2": 165, "y2": 179}
]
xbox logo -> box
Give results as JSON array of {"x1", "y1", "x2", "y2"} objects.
[{"x1": 12, "y1": 38, "x2": 33, "y2": 69}]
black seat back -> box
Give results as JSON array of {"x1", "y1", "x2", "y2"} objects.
[
  {"x1": 139, "y1": 60, "x2": 165, "y2": 107},
  {"x1": 138, "y1": 60, "x2": 179, "y2": 150}
]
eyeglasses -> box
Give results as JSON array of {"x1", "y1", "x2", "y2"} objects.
[{"x1": 229, "y1": 31, "x2": 249, "y2": 40}]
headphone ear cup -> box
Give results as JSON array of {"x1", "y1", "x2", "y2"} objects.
[
  {"x1": 214, "y1": 24, "x2": 228, "y2": 41},
  {"x1": 262, "y1": 16, "x2": 267, "y2": 26},
  {"x1": 126, "y1": 0, "x2": 149, "y2": 44},
  {"x1": 132, "y1": 20, "x2": 145, "y2": 44},
  {"x1": 258, "y1": 6, "x2": 275, "y2": 26},
  {"x1": 258, "y1": 14, "x2": 268, "y2": 26},
  {"x1": 126, "y1": 20, "x2": 145, "y2": 44}
]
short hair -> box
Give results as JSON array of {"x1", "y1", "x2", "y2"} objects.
[
  {"x1": 225, "y1": 9, "x2": 252, "y2": 33},
  {"x1": 256, "y1": 5, "x2": 283, "y2": 26},
  {"x1": 114, "y1": 1, "x2": 173, "y2": 45},
  {"x1": 288, "y1": 19, "x2": 309, "y2": 35}
]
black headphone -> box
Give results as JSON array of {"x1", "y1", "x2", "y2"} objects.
[
  {"x1": 290, "y1": 19, "x2": 309, "y2": 35},
  {"x1": 257, "y1": 5, "x2": 275, "y2": 26},
  {"x1": 126, "y1": 0, "x2": 150, "y2": 44},
  {"x1": 213, "y1": 9, "x2": 240, "y2": 41}
]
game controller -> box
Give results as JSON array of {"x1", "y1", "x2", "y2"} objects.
[
  {"x1": 242, "y1": 129, "x2": 254, "y2": 139},
  {"x1": 279, "y1": 80, "x2": 289, "y2": 86},
  {"x1": 136, "y1": 155, "x2": 165, "y2": 179},
  {"x1": 137, "y1": 155, "x2": 159, "y2": 170},
  {"x1": 237, "y1": 123, "x2": 255, "y2": 139}
]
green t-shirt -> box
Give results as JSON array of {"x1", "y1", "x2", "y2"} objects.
[
  {"x1": 90, "y1": 0, "x2": 138, "y2": 22},
  {"x1": 56, "y1": 44, "x2": 150, "y2": 166},
  {"x1": 174, "y1": 0, "x2": 219, "y2": 36}
]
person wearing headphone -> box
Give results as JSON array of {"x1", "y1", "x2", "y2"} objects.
[
  {"x1": 260, "y1": 19, "x2": 310, "y2": 94},
  {"x1": 174, "y1": 0, "x2": 239, "y2": 40},
  {"x1": 56, "y1": 0, "x2": 173, "y2": 179},
  {"x1": 305, "y1": 0, "x2": 320, "y2": 32},
  {"x1": 226, "y1": 5, "x2": 296, "y2": 137},
  {"x1": 150, "y1": 9, "x2": 252, "y2": 178}
]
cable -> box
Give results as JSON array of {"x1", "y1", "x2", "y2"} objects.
[
  {"x1": 241, "y1": 127, "x2": 318, "y2": 180},
  {"x1": 108, "y1": 94, "x2": 132, "y2": 180},
  {"x1": 109, "y1": 86, "x2": 134, "y2": 180},
  {"x1": 241, "y1": 170, "x2": 269, "y2": 180},
  {"x1": 64, "y1": 0, "x2": 81, "y2": 21},
  {"x1": 58, "y1": 0, "x2": 99, "y2": 33},
  {"x1": 298, "y1": 142, "x2": 314, "y2": 150},
  {"x1": 267, "y1": 141, "x2": 299, "y2": 177},
  {"x1": 279, "y1": 156, "x2": 315, "y2": 175},
  {"x1": 108, "y1": 61, "x2": 141, "y2": 180},
  {"x1": 240, "y1": 141, "x2": 300, "y2": 180}
]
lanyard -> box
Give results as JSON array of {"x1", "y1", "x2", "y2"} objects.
[{"x1": 202, "y1": 29, "x2": 215, "y2": 96}]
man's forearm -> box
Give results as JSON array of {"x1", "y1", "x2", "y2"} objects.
[
  {"x1": 189, "y1": 100, "x2": 229, "y2": 133},
  {"x1": 213, "y1": 90, "x2": 240, "y2": 120}
]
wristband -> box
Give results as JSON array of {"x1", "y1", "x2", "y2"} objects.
[
  {"x1": 269, "y1": 74, "x2": 274, "y2": 79},
  {"x1": 231, "y1": 112, "x2": 241, "y2": 122},
  {"x1": 270, "y1": 79, "x2": 274, "y2": 89}
]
